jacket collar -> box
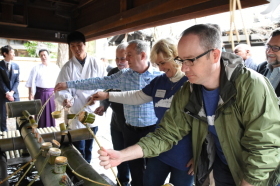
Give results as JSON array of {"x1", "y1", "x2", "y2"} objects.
[{"x1": 184, "y1": 52, "x2": 243, "y2": 119}]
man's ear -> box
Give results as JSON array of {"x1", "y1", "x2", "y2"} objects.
[
  {"x1": 213, "y1": 49, "x2": 221, "y2": 63},
  {"x1": 140, "y1": 52, "x2": 146, "y2": 60}
]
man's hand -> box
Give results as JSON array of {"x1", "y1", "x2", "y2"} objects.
[
  {"x1": 186, "y1": 158, "x2": 195, "y2": 175},
  {"x1": 91, "y1": 92, "x2": 109, "y2": 101},
  {"x1": 6, "y1": 92, "x2": 14, "y2": 102},
  {"x1": 55, "y1": 82, "x2": 68, "y2": 92},
  {"x1": 63, "y1": 99, "x2": 73, "y2": 108},
  {"x1": 98, "y1": 147, "x2": 122, "y2": 169},
  {"x1": 28, "y1": 94, "x2": 34, "y2": 100},
  {"x1": 94, "y1": 106, "x2": 105, "y2": 116},
  {"x1": 240, "y1": 179, "x2": 254, "y2": 186}
]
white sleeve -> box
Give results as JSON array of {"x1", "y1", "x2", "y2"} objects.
[
  {"x1": 55, "y1": 64, "x2": 74, "y2": 106},
  {"x1": 109, "y1": 90, "x2": 152, "y2": 105}
]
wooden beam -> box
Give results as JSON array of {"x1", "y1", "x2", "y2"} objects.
[
  {"x1": 0, "y1": 25, "x2": 69, "y2": 43},
  {"x1": 45, "y1": 0, "x2": 79, "y2": 6},
  {"x1": 78, "y1": 0, "x2": 96, "y2": 8},
  {"x1": 120, "y1": 0, "x2": 127, "y2": 12},
  {"x1": 78, "y1": 0, "x2": 207, "y2": 35},
  {"x1": 0, "y1": 21, "x2": 27, "y2": 27},
  {"x1": 85, "y1": 0, "x2": 268, "y2": 41},
  {"x1": 1, "y1": 2, "x2": 14, "y2": 21}
]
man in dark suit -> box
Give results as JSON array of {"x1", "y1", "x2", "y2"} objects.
[
  {"x1": 0, "y1": 45, "x2": 20, "y2": 131},
  {"x1": 257, "y1": 28, "x2": 280, "y2": 97}
]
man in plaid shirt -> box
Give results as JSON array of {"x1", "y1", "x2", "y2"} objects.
[{"x1": 55, "y1": 39, "x2": 162, "y2": 186}]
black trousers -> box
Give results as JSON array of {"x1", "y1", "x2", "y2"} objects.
[
  {"x1": 0, "y1": 99, "x2": 8, "y2": 132},
  {"x1": 213, "y1": 155, "x2": 235, "y2": 186},
  {"x1": 122, "y1": 124, "x2": 156, "y2": 186}
]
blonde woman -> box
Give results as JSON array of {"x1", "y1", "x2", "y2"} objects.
[{"x1": 91, "y1": 38, "x2": 194, "y2": 186}]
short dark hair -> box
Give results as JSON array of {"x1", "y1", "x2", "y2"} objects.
[
  {"x1": 67, "y1": 31, "x2": 86, "y2": 45},
  {"x1": 269, "y1": 28, "x2": 280, "y2": 38},
  {"x1": 38, "y1": 49, "x2": 49, "y2": 56},
  {"x1": 180, "y1": 24, "x2": 222, "y2": 51},
  {"x1": 1, "y1": 45, "x2": 13, "y2": 57}
]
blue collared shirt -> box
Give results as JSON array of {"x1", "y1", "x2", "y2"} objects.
[{"x1": 67, "y1": 64, "x2": 163, "y2": 127}]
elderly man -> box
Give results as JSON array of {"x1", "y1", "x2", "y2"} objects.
[
  {"x1": 55, "y1": 31, "x2": 106, "y2": 163},
  {"x1": 26, "y1": 49, "x2": 60, "y2": 128},
  {"x1": 94, "y1": 43, "x2": 131, "y2": 186},
  {"x1": 96, "y1": 24, "x2": 280, "y2": 186},
  {"x1": 257, "y1": 28, "x2": 280, "y2": 97},
  {"x1": 234, "y1": 44, "x2": 258, "y2": 71},
  {"x1": 55, "y1": 39, "x2": 162, "y2": 186}
]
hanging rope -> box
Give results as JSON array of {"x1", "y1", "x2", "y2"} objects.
[
  {"x1": 229, "y1": 0, "x2": 250, "y2": 51},
  {"x1": 84, "y1": 124, "x2": 121, "y2": 186},
  {"x1": 0, "y1": 151, "x2": 42, "y2": 185},
  {"x1": 66, "y1": 163, "x2": 111, "y2": 186},
  {"x1": 37, "y1": 91, "x2": 55, "y2": 123}
]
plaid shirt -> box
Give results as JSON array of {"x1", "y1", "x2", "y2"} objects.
[{"x1": 67, "y1": 65, "x2": 162, "y2": 127}]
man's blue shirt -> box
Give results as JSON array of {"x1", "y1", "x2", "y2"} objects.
[{"x1": 67, "y1": 65, "x2": 163, "y2": 127}]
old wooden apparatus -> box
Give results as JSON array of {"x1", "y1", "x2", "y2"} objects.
[{"x1": 0, "y1": 100, "x2": 112, "y2": 186}]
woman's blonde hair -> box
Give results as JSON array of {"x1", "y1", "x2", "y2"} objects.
[{"x1": 150, "y1": 38, "x2": 180, "y2": 69}]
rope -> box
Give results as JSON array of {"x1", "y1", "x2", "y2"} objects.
[
  {"x1": 85, "y1": 124, "x2": 121, "y2": 186},
  {"x1": 67, "y1": 102, "x2": 121, "y2": 186},
  {"x1": 67, "y1": 163, "x2": 110, "y2": 186},
  {"x1": 27, "y1": 154, "x2": 50, "y2": 186},
  {"x1": 15, "y1": 162, "x2": 34, "y2": 186},
  {"x1": 0, "y1": 151, "x2": 42, "y2": 185},
  {"x1": 229, "y1": 0, "x2": 250, "y2": 51},
  {"x1": 37, "y1": 91, "x2": 55, "y2": 122}
]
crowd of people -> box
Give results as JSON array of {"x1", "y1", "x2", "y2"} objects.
[{"x1": 1, "y1": 23, "x2": 280, "y2": 186}]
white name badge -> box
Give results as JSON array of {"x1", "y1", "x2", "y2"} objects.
[
  {"x1": 155, "y1": 89, "x2": 166, "y2": 98},
  {"x1": 14, "y1": 70, "x2": 19, "y2": 74}
]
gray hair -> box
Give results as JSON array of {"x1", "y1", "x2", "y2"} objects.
[
  {"x1": 116, "y1": 42, "x2": 128, "y2": 51},
  {"x1": 180, "y1": 24, "x2": 222, "y2": 51},
  {"x1": 128, "y1": 40, "x2": 150, "y2": 58},
  {"x1": 234, "y1": 44, "x2": 251, "y2": 51}
]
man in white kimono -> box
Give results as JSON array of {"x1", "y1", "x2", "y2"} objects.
[
  {"x1": 55, "y1": 31, "x2": 106, "y2": 163},
  {"x1": 26, "y1": 49, "x2": 60, "y2": 128}
]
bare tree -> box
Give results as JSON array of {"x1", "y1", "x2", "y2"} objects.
[{"x1": 56, "y1": 43, "x2": 69, "y2": 68}]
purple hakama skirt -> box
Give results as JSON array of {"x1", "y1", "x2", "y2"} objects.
[{"x1": 35, "y1": 87, "x2": 56, "y2": 128}]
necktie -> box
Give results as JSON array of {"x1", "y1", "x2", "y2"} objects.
[{"x1": 6, "y1": 63, "x2": 9, "y2": 71}]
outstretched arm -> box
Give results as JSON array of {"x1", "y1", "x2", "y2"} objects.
[
  {"x1": 55, "y1": 82, "x2": 68, "y2": 92},
  {"x1": 90, "y1": 90, "x2": 152, "y2": 105},
  {"x1": 98, "y1": 145, "x2": 143, "y2": 169}
]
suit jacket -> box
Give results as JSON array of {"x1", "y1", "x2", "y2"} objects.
[
  {"x1": 0, "y1": 60, "x2": 20, "y2": 101},
  {"x1": 257, "y1": 61, "x2": 280, "y2": 97}
]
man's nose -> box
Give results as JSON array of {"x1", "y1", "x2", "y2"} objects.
[{"x1": 181, "y1": 64, "x2": 190, "y2": 72}]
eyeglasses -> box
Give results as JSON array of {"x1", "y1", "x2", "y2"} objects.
[
  {"x1": 116, "y1": 57, "x2": 126, "y2": 61},
  {"x1": 265, "y1": 44, "x2": 280, "y2": 52},
  {"x1": 174, "y1": 49, "x2": 214, "y2": 66}
]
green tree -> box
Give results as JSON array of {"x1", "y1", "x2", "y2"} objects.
[
  {"x1": 23, "y1": 41, "x2": 38, "y2": 57},
  {"x1": 24, "y1": 41, "x2": 58, "y2": 58}
]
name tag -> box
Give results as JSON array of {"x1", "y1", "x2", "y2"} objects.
[
  {"x1": 14, "y1": 70, "x2": 18, "y2": 74},
  {"x1": 155, "y1": 89, "x2": 166, "y2": 98}
]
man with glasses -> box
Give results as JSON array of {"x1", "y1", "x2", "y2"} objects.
[
  {"x1": 257, "y1": 28, "x2": 280, "y2": 97},
  {"x1": 94, "y1": 43, "x2": 131, "y2": 186},
  {"x1": 97, "y1": 24, "x2": 280, "y2": 186}
]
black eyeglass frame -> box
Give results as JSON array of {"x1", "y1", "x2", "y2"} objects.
[
  {"x1": 174, "y1": 49, "x2": 214, "y2": 66},
  {"x1": 265, "y1": 44, "x2": 280, "y2": 52}
]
